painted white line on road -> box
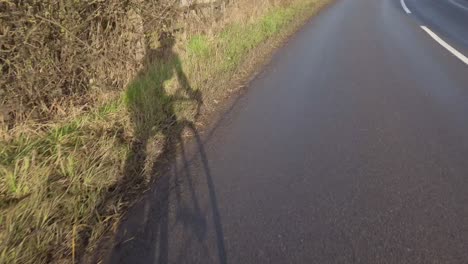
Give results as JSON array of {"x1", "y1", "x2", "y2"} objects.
[
  {"x1": 420, "y1": 26, "x2": 468, "y2": 65},
  {"x1": 449, "y1": 0, "x2": 468, "y2": 11},
  {"x1": 401, "y1": 0, "x2": 411, "y2": 13}
]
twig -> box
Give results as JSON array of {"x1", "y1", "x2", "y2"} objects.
[{"x1": 34, "y1": 15, "x2": 93, "y2": 50}]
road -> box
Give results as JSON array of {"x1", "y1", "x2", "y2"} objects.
[
  {"x1": 405, "y1": 0, "x2": 468, "y2": 55},
  {"x1": 106, "y1": 0, "x2": 468, "y2": 263}
]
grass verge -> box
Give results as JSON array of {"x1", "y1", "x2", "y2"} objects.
[{"x1": 0, "y1": 0, "x2": 330, "y2": 263}]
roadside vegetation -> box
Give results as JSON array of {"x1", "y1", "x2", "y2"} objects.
[{"x1": 0, "y1": 0, "x2": 329, "y2": 263}]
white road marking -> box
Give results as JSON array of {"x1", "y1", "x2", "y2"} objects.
[
  {"x1": 401, "y1": 0, "x2": 468, "y2": 65},
  {"x1": 401, "y1": 0, "x2": 411, "y2": 13},
  {"x1": 449, "y1": 0, "x2": 468, "y2": 11},
  {"x1": 420, "y1": 26, "x2": 468, "y2": 65}
]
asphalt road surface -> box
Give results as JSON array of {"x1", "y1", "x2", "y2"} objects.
[
  {"x1": 405, "y1": 0, "x2": 468, "y2": 53},
  {"x1": 107, "y1": 0, "x2": 468, "y2": 263}
]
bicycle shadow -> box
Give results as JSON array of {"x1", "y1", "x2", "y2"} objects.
[{"x1": 103, "y1": 32, "x2": 227, "y2": 264}]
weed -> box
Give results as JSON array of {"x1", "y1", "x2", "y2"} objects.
[{"x1": 188, "y1": 35, "x2": 212, "y2": 58}]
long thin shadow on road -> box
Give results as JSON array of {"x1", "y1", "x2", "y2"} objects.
[{"x1": 188, "y1": 122, "x2": 227, "y2": 264}]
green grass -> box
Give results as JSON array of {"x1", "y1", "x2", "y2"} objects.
[
  {"x1": 0, "y1": 110, "x2": 130, "y2": 263},
  {"x1": 187, "y1": 35, "x2": 211, "y2": 58},
  {"x1": 220, "y1": 5, "x2": 299, "y2": 70},
  {"x1": 0, "y1": 0, "x2": 328, "y2": 263}
]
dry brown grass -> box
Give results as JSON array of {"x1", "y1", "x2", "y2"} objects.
[{"x1": 0, "y1": 0, "x2": 177, "y2": 128}]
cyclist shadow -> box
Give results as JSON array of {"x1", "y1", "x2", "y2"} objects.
[
  {"x1": 123, "y1": 32, "x2": 203, "y2": 191},
  {"x1": 106, "y1": 33, "x2": 227, "y2": 264}
]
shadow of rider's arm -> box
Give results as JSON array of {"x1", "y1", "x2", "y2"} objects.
[{"x1": 174, "y1": 57, "x2": 203, "y2": 104}]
